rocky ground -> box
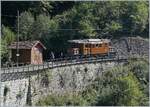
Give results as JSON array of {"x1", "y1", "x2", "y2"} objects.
[{"x1": 112, "y1": 37, "x2": 149, "y2": 58}]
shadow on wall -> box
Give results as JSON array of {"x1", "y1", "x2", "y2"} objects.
[
  {"x1": 26, "y1": 76, "x2": 32, "y2": 106},
  {"x1": 40, "y1": 74, "x2": 50, "y2": 88}
]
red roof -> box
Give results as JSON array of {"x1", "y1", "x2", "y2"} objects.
[{"x1": 8, "y1": 40, "x2": 46, "y2": 50}]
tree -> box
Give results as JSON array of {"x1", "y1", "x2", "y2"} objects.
[
  {"x1": 19, "y1": 11, "x2": 34, "y2": 40},
  {"x1": 31, "y1": 14, "x2": 52, "y2": 40},
  {"x1": 128, "y1": 59, "x2": 149, "y2": 105},
  {"x1": 91, "y1": 61, "x2": 148, "y2": 106},
  {"x1": 29, "y1": 1, "x2": 54, "y2": 17},
  {"x1": 116, "y1": 72, "x2": 144, "y2": 106},
  {"x1": 129, "y1": 1, "x2": 148, "y2": 35},
  {"x1": 1, "y1": 25, "x2": 16, "y2": 63}
]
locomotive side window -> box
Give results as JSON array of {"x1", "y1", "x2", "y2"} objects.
[
  {"x1": 99, "y1": 44, "x2": 102, "y2": 47},
  {"x1": 85, "y1": 44, "x2": 88, "y2": 48},
  {"x1": 92, "y1": 44, "x2": 95, "y2": 48},
  {"x1": 96, "y1": 44, "x2": 99, "y2": 48}
]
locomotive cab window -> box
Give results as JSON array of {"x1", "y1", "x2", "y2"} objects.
[{"x1": 104, "y1": 43, "x2": 108, "y2": 46}]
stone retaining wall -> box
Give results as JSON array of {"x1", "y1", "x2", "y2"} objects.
[{"x1": 0, "y1": 62, "x2": 123, "y2": 106}]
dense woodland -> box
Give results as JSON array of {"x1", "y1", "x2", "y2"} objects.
[
  {"x1": 1, "y1": 1, "x2": 149, "y2": 62},
  {"x1": 1, "y1": 1, "x2": 149, "y2": 106}
]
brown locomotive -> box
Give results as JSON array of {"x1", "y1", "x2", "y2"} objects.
[{"x1": 67, "y1": 39, "x2": 115, "y2": 57}]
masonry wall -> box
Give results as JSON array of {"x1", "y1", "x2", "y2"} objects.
[{"x1": 0, "y1": 62, "x2": 122, "y2": 106}]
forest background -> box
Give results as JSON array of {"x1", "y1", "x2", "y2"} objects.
[{"x1": 1, "y1": 1, "x2": 149, "y2": 63}]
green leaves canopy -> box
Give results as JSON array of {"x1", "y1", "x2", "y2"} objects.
[
  {"x1": 2, "y1": 1, "x2": 149, "y2": 61},
  {"x1": 19, "y1": 11, "x2": 34, "y2": 40},
  {"x1": 1, "y1": 26, "x2": 16, "y2": 62}
]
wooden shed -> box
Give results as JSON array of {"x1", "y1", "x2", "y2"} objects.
[{"x1": 8, "y1": 41, "x2": 46, "y2": 65}]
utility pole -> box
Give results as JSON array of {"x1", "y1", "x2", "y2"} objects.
[{"x1": 16, "y1": 10, "x2": 20, "y2": 68}]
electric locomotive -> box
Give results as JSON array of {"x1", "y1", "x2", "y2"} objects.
[{"x1": 67, "y1": 39, "x2": 116, "y2": 58}]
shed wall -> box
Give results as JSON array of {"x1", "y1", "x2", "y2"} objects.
[
  {"x1": 11, "y1": 49, "x2": 31, "y2": 64},
  {"x1": 31, "y1": 44, "x2": 43, "y2": 64}
]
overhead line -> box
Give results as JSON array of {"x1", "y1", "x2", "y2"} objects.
[{"x1": 2, "y1": 15, "x2": 17, "y2": 18}]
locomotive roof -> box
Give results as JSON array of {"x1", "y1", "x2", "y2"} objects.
[{"x1": 68, "y1": 39, "x2": 110, "y2": 44}]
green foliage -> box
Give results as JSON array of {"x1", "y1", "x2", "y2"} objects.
[
  {"x1": 17, "y1": 11, "x2": 59, "y2": 53},
  {"x1": 127, "y1": 58, "x2": 149, "y2": 105},
  {"x1": 92, "y1": 59, "x2": 149, "y2": 106},
  {"x1": 53, "y1": 1, "x2": 148, "y2": 39},
  {"x1": 128, "y1": 58, "x2": 149, "y2": 83},
  {"x1": 36, "y1": 93, "x2": 88, "y2": 106},
  {"x1": 116, "y1": 72, "x2": 144, "y2": 106},
  {"x1": 29, "y1": 1, "x2": 54, "y2": 16},
  {"x1": 1, "y1": 26, "x2": 16, "y2": 63},
  {"x1": 0, "y1": 38, "x2": 8, "y2": 60},
  {"x1": 6, "y1": 1, "x2": 148, "y2": 55},
  {"x1": 1, "y1": 1, "x2": 149, "y2": 105},
  {"x1": 106, "y1": 21, "x2": 122, "y2": 33},
  {"x1": 80, "y1": 86, "x2": 98, "y2": 105},
  {"x1": 32, "y1": 14, "x2": 52, "y2": 40},
  {"x1": 19, "y1": 11, "x2": 34, "y2": 40},
  {"x1": 79, "y1": 20, "x2": 97, "y2": 37},
  {"x1": 1, "y1": 25, "x2": 16, "y2": 44},
  {"x1": 40, "y1": 18, "x2": 59, "y2": 52},
  {"x1": 129, "y1": 1, "x2": 148, "y2": 34}
]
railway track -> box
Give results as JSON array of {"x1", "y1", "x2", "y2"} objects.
[
  {"x1": 1, "y1": 56, "x2": 128, "y2": 82},
  {"x1": 1, "y1": 55, "x2": 148, "y2": 82},
  {"x1": 1, "y1": 56, "x2": 127, "y2": 73}
]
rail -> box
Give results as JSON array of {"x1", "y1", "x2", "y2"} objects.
[{"x1": 1, "y1": 56, "x2": 127, "y2": 74}]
